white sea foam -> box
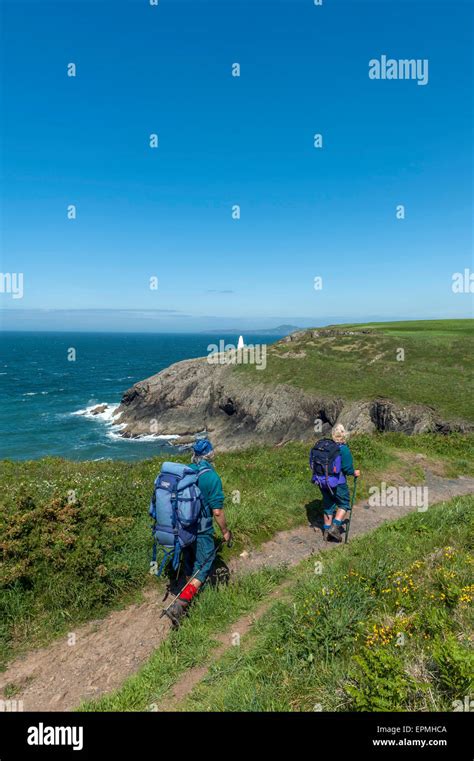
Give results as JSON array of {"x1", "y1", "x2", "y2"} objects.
[
  {"x1": 73, "y1": 402, "x2": 179, "y2": 444},
  {"x1": 72, "y1": 403, "x2": 121, "y2": 424},
  {"x1": 106, "y1": 429, "x2": 181, "y2": 443}
]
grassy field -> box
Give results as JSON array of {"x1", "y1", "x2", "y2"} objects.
[
  {"x1": 78, "y1": 494, "x2": 474, "y2": 712},
  {"x1": 179, "y1": 495, "x2": 474, "y2": 712},
  {"x1": 1, "y1": 433, "x2": 473, "y2": 669},
  {"x1": 234, "y1": 319, "x2": 474, "y2": 422}
]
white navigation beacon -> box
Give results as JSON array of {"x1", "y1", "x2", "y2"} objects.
[{"x1": 237, "y1": 335, "x2": 245, "y2": 350}]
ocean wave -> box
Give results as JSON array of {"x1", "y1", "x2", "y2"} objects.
[
  {"x1": 72, "y1": 403, "x2": 122, "y2": 424},
  {"x1": 106, "y1": 429, "x2": 181, "y2": 443},
  {"x1": 22, "y1": 391, "x2": 49, "y2": 396}
]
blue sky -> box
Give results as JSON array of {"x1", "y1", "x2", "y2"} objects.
[{"x1": 0, "y1": 0, "x2": 472, "y2": 332}]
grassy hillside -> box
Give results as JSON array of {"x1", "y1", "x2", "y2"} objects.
[
  {"x1": 79, "y1": 494, "x2": 474, "y2": 712},
  {"x1": 178, "y1": 495, "x2": 474, "y2": 712},
  {"x1": 1, "y1": 433, "x2": 473, "y2": 669},
  {"x1": 234, "y1": 319, "x2": 474, "y2": 422}
]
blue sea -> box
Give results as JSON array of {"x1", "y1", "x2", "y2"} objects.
[{"x1": 0, "y1": 332, "x2": 282, "y2": 461}]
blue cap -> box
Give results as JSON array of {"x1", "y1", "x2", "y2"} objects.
[{"x1": 193, "y1": 438, "x2": 214, "y2": 456}]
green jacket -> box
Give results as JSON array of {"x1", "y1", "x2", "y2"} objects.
[
  {"x1": 340, "y1": 443, "x2": 355, "y2": 477},
  {"x1": 189, "y1": 461, "x2": 224, "y2": 533}
]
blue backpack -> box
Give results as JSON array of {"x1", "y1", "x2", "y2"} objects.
[
  {"x1": 309, "y1": 438, "x2": 345, "y2": 491},
  {"x1": 149, "y1": 462, "x2": 210, "y2": 576}
]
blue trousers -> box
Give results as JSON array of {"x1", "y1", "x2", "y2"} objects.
[
  {"x1": 183, "y1": 529, "x2": 216, "y2": 583},
  {"x1": 320, "y1": 482, "x2": 351, "y2": 516}
]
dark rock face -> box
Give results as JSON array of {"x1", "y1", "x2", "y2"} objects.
[
  {"x1": 369, "y1": 399, "x2": 436, "y2": 433},
  {"x1": 110, "y1": 356, "x2": 472, "y2": 450},
  {"x1": 219, "y1": 398, "x2": 237, "y2": 416}
]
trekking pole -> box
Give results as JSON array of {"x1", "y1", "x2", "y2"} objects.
[
  {"x1": 159, "y1": 533, "x2": 233, "y2": 619},
  {"x1": 344, "y1": 476, "x2": 358, "y2": 545}
]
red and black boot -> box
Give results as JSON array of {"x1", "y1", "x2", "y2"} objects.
[{"x1": 164, "y1": 582, "x2": 199, "y2": 627}]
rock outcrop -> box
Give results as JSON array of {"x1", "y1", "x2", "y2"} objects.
[{"x1": 112, "y1": 355, "x2": 471, "y2": 450}]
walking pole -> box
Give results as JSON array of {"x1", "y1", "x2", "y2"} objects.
[
  {"x1": 344, "y1": 476, "x2": 358, "y2": 545},
  {"x1": 159, "y1": 534, "x2": 233, "y2": 618}
]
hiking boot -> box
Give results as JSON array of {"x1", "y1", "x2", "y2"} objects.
[
  {"x1": 323, "y1": 528, "x2": 330, "y2": 542},
  {"x1": 163, "y1": 598, "x2": 189, "y2": 627},
  {"x1": 326, "y1": 524, "x2": 343, "y2": 543}
]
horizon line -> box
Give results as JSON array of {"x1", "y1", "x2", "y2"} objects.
[{"x1": 1, "y1": 316, "x2": 473, "y2": 336}]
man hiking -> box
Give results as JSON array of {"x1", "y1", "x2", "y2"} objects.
[
  {"x1": 309, "y1": 423, "x2": 360, "y2": 543},
  {"x1": 164, "y1": 437, "x2": 232, "y2": 625}
]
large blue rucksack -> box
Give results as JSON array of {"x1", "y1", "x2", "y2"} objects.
[
  {"x1": 309, "y1": 438, "x2": 345, "y2": 491},
  {"x1": 149, "y1": 462, "x2": 210, "y2": 576}
]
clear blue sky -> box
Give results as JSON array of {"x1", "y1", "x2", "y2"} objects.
[{"x1": 1, "y1": 0, "x2": 472, "y2": 332}]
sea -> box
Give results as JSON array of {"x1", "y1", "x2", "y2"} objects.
[{"x1": 0, "y1": 332, "x2": 282, "y2": 461}]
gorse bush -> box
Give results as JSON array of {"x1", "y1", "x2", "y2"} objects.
[
  {"x1": 285, "y1": 571, "x2": 376, "y2": 661},
  {"x1": 1, "y1": 494, "x2": 135, "y2": 588},
  {"x1": 0, "y1": 459, "x2": 152, "y2": 666}
]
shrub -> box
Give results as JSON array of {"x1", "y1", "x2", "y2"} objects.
[
  {"x1": 345, "y1": 646, "x2": 417, "y2": 711},
  {"x1": 431, "y1": 635, "x2": 474, "y2": 699}
]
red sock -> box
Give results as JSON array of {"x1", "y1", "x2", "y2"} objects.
[{"x1": 179, "y1": 583, "x2": 199, "y2": 603}]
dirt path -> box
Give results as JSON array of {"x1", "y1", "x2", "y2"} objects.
[
  {"x1": 160, "y1": 469, "x2": 474, "y2": 711},
  {"x1": 1, "y1": 468, "x2": 473, "y2": 712},
  {"x1": 159, "y1": 581, "x2": 293, "y2": 711}
]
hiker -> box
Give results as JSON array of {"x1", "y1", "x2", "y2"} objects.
[
  {"x1": 309, "y1": 423, "x2": 360, "y2": 543},
  {"x1": 162, "y1": 438, "x2": 231, "y2": 625}
]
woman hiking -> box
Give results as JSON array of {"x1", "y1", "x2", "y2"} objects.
[{"x1": 309, "y1": 423, "x2": 360, "y2": 542}]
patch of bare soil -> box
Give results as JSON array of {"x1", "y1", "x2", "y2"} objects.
[
  {"x1": 0, "y1": 587, "x2": 172, "y2": 712},
  {"x1": 1, "y1": 470, "x2": 473, "y2": 712}
]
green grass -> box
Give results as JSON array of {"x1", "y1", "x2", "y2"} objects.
[
  {"x1": 336, "y1": 319, "x2": 474, "y2": 337},
  {"x1": 177, "y1": 495, "x2": 474, "y2": 712},
  {"x1": 234, "y1": 319, "x2": 474, "y2": 422},
  {"x1": 1, "y1": 433, "x2": 472, "y2": 669}
]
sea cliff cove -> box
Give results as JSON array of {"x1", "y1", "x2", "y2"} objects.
[
  {"x1": 0, "y1": 0, "x2": 472, "y2": 752},
  {"x1": 105, "y1": 328, "x2": 473, "y2": 448}
]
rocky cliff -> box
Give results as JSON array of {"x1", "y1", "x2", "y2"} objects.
[{"x1": 110, "y1": 351, "x2": 470, "y2": 450}]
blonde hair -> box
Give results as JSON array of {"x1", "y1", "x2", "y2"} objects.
[
  {"x1": 192, "y1": 451, "x2": 215, "y2": 464},
  {"x1": 331, "y1": 423, "x2": 347, "y2": 444}
]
